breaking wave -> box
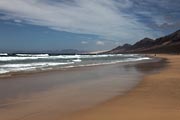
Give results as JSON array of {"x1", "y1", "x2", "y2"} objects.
[{"x1": 0, "y1": 54, "x2": 150, "y2": 75}]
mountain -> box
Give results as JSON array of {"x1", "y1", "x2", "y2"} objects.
[
  {"x1": 108, "y1": 44, "x2": 132, "y2": 54},
  {"x1": 155, "y1": 30, "x2": 180, "y2": 45},
  {"x1": 108, "y1": 29, "x2": 180, "y2": 54},
  {"x1": 130, "y1": 38, "x2": 154, "y2": 50},
  {"x1": 58, "y1": 49, "x2": 87, "y2": 54}
]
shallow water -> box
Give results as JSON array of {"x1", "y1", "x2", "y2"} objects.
[{"x1": 0, "y1": 58, "x2": 165, "y2": 120}]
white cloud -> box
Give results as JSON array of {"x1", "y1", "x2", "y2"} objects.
[
  {"x1": 96, "y1": 41, "x2": 104, "y2": 45},
  {"x1": 81, "y1": 41, "x2": 88, "y2": 44},
  {"x1": 0, "y1": 0, "x2": 160, "y2": 41},
  {"x1": 14, "y1": 19, "x2": 21, "y2": 23}
]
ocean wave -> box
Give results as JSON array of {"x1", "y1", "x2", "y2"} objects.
[
  {"x1": 16, "y1": 54, "x2": 49, "y2": 57},
  {"x1": 126, "y1": 57, "x2": 150, "y2": 61},
  {"x1": 0, "y1": 62, "x2": 74, "y2": 74},
  {"x1": 0, "y1": 56, "x2": 41, "y2": 61},
  {"x1": 49, "y1": 54, "x2": 135, "y2": 59},
  {"x1": 0, "y1": 69, "x2": 9, "y2": 74},
  {"x1": 61, "y1": 57, "x2": 151, "y2": 69},
  {"x1": 0, "y1": 54, "x2": 150, "y2": 75},
  {"x1": 0, "y1": 54, "x2": 139, "y2": 62},
  {"x1": 0, "y1": 53, "x2": 8, "y2": 56},
  {"x1": 72, "y1": 59, "x2": 82, "y2": 62},
  {"x1": 0, "y1": 62, "x2": 74, "y2": 68}
]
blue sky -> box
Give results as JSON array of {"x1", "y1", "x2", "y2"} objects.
[{"x1": 0, "y1": 0, "x2": 179, "y2": 52}]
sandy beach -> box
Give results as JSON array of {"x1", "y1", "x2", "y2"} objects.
[
  {"x1": 0, "y1": 0, "x2": 179, "y2": 120},
  {"x1": 61, "y1": 54, "x2": 180, "y2": 120},
  {"x1": 0, "y1": 57, "x2": 158, "y2": 120},
  {"x1": 0, "y1": 54, "x2": 177, "y2": 120}
]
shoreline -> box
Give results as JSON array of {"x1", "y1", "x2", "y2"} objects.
[
  {"x1": 0, "y1": 56, "x2": 165, "y2": 120},
  {"x1": 61, "y1": 54, "x2": 180, "y2": 120},
  {"x1": 0, "y1": 55, "x2": 154, "y2": 79},
  {"x1": 0, "y1": 54, "x2": 149, "y2": 78}
]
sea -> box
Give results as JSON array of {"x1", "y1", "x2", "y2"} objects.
[{"x1": 0, "y1": 53, "x2": 150, "y2": 75}]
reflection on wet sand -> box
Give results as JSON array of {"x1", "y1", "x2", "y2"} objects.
[{"x1": 0, "y1": 58, "x2": 165, "y2": 120}]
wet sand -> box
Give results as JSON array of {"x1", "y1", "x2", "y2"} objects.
[
  {"x1": 0, "y1": 58, "x2": 165, "y2": 120},
  {"x1": 62, "y1": 54, "x2": 180, "y2": 120}
]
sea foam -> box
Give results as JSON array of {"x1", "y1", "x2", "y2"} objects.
[{"x1": 0, "y1": 54, "x2": 150, "y2": 75}]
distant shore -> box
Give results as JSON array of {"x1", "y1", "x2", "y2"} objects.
[{"x1": 61, "y1": 54, "x2": 180, "y2": 120}]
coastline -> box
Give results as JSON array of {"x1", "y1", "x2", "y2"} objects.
[
  {"x1": 0, "y1": 54, "x2": 151, "y2": 79},
  {"x1": 0, "y1": 54, "x2": 150, "y2": 78},
  {"x1": 61, "y1": 54, "x2": 180, "y2": 120},
  {"x1": 0, "y1": 56, "x2": 164, "y2": 120}
]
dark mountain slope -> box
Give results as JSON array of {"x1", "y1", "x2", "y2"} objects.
[{"x1": 108, "y1": 29, "x2": 180, "y2": 54}]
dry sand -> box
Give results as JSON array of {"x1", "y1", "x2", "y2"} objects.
[{"x1": 62, "y1": 54, "x2": 180, "y2": 120}]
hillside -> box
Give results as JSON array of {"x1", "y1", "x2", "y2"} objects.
[{"x1": 108, "y1": 29, "x2": 180, "y2": 54}]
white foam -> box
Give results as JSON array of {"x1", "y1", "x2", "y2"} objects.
[
  {"x1": 0, "y1": 54, "x2": 151, "y2": 75},
  {"x1": 0, "y1": 54, "x2": 138, "y2": 62},
  {"x1": 0, "y1": 69, "x2": 9, "y2": 74},
  {"x1": 0, "y1": 53, "x2": 8, "y2": 56},
  {"x1": 77, "y1": 54, "x2": 138, "y2": 59},
  {"x1": 51, "y1": 55, "x2": 81, "y2": 59},
  {"x1": 126, "y1": 57, "x2": 150, "y2": 62},
  {"x1": 72, "y1": 59, "x2": 82, "y2": 62},
  {"x1": 1, "y1": 62, "x2": 74, "y2": 68},
  {"x1": 0, "y1": 55, "x2": 80, "y2": 61},
  {"x1": 0, "y1": 56, "x2": 40, "y2": 61},
  {"x1": 16, "y1": 54, "x2": 49, "y2": 57},
  {"x1": 0, "y1": 62, "x2": 75, "y2": 74},
  {"x1": 49, "y1": 54, "x2": 124, "y2": 59},
  {"x1": 62, "y1": 57, "x2": 151, "y2": 68}
]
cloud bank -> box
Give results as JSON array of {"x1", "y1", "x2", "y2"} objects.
[{"x1": 0, "y1": 0, "x2": 179, "y2": 42}]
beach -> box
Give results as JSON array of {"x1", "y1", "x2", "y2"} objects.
[
  {"x1": 61, "y1": 54, "x2": 180, "y2": 120},
  {"x1": 0, "y1": 0, "x2": 179, "y2": 119},
  {"x1": 0, "y1": 54, "x2": 178, "y2": 120},
  {"x1": 0, "y1": 55, "x2": 164, "y2": 120}
]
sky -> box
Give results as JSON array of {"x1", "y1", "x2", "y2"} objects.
[{"x1": 0, "y1": 0, "x2": 179, "y2": 52}]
